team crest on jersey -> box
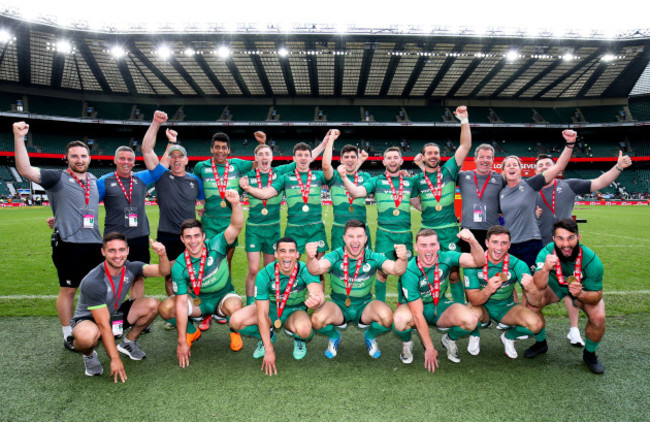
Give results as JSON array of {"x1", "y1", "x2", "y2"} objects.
[
  {"x1": 363, "y1": 263, "x2": 371, "y2": 272},
  {"x1": 172, "y1": 281, "x2": 178, "y2": 293},
  {"x1": 318, "y1": 240, "x2": 325, "y2": 247},
  {"x1": 448, "y1": 243, "x2": 457, "y2": 251},
  {"x1": 273, "y1": 243, "x2": 277, "y2": 251},
  {"x1": 465, "y1": 175, "x2": 471, "y2": 180},
  {"x1": 381, "y1": 180, "x2": 389, "y2": 186},
  {"x1": 519, "y1": 185, "x2": 525, "y2": 192},
  {"x1": 68, "y1": 178, "x2": 75, "y2": 183},
  {"x1": 190, "y1": 182, "x2": 194, "y2": 188},
  {"x1": 229, "y1": 165, "x2": 235, "y2": 172},
  {"x1": 406, "y1": 250, "x2": 413, "y2": 258},
  {"x1": 358, "y1": 177, "x2": 365, "y2": 183},
  {"x1": 110, "y1": 182, "x2": 117, "y2": 187},
  {"x1": 207, "y1": 256, "x2": 214, "y2": 266},
  {"x1": 169, "y1": 174, "x2": 174, "y2": 179},
  {"x1": 557, "y1": 187, "x2": 563, "y2": 193},
  {"x1": 250, "y1": 244, "x2": 256, "y2": 248},
  {"x1": 491, "y1": 178, "x2": 496, "y2": 183}
]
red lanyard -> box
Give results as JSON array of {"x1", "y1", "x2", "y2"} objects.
[
  {"x1": 417, "y1": 256, "x2": 440, "y2": 306},
  {"x1": 553, "y1": 248, "x2": 583, "y2": 286},
  {"x1": 67, "y1": 169, "x2": 90, "y2": 206},
  {"x1": 423, "y1": 169, "x2": 443, "y2": 203},
  {"x1": 255, "y1": 168, "x2": 274, "y2": 208},
  {"x1": 385, "y1": 171, "x2": 404, "y2": 208},
  {"x1": 474, "y1": 170, "x2": 491, "y2": 200},
  {"x1": 343, "y1": 249, "x2": 365, "y2": 299},
  {"x1": 114, "y1": 172, "x2": 134, "y2": 205},
  {"x1": 540, "y1": 180, "x2": 557, "y2": 216},
  {"x1": 294, "y1": 169, "x2": 313, "y2": 205},
  {"x1": 344, "y1": 172, "x2": 359, "y2": 207},
  {"x1": 210, "y1": 158, "x2": 230, "y2": 200},
  {"x1": 104, "y1": 261, "x2": 125, "y2": 311},
  {"x1": 274, "y1": 262, "x2": 299, "y2": 319},
  {"x1": 483, "y1": 251, "x2": 510, "y2": 283},
  {"x1": 185, "y1": 246, "x2": 207, "y2": 297}
]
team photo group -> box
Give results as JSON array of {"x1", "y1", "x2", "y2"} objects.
[{"x1": 12, "y1": 105, "x2": 633, "y2": 381}]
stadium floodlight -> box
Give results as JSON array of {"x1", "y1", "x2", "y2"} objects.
[
  {"x1": 278, "y1": 47, "x2": 289, "y2": 57},
  {"x1": 562, "y1": 53, "x2": 575, "y2": 61},
  {"x1": 110, "y1": 46, "x2": 126, "y2": 59},
  {"x1": 56, "y1": 40, "x2": 73, "y2": 54},
  {"x1": 505, "y1": 50, "x2": 519, "y2": 62},
  {"x1": 0, "y1": 30, "x2": 12, "y2": 44},
  {"x1": 184, "y1": 47, "x2": 195, "y2": 56},
  {"x1": 156, "y1": 45, "x2": 172, "y2": 59},
  {"x1": 217, "y1": 45, "x2": 230, "y2": 58},
  {"x1": 601, "y1": 53, "x2": 616, "y2": 62}
]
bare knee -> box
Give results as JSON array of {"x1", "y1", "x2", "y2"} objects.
[
  {"x1": 392, "y1": 308, "x2": 413, "y2": 331},
  {"x1": 158, "y1": 298, "x2": 176, "y2": 319},
  {"x1": 73, "y1": 323, "x2": 100, "y2": 350},
  {"x1": 311, "y1": 310, "x2": 327, "y2": 329}
]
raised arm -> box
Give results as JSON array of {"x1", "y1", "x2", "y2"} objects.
[
  {"x1": 453, "y1": 106, "x2": 472, "y2": 167},
  {"x1": 321, "y1": 129, "x2": 339, "y2": 181},
  {"x1": 141, "y1": 111, "x2": 168, "y2": 170},
  {"x1": 337, "y1": 165, "x2": 368, "y2": 198},
  {"x1": 158, "y1": 129, "x2": 179, "y2": 169},
  {"x1": 249, "y1": 131, "x2": 267, "y2": 171},
  {"x1": 542, "y1": 130, "x2": 577, "y2": 184},
  {"x1": 456, "y1": 229, "x2": 485, "y2": 268},
  {"x1": 142, "y1": 239, "x2": 171, "y2": 277},
  {"x1": 224, "y1": 190, "x2": 244, "y2": 245},
  {"x1": 13, "y1": 122, "x2": 41, "y2": 183},
  {"x1": 304, "y1": 242, "x2": 332, "y2": 275},
  {"x1": 354, "y1": 149, "x2": 368, "y2": 172},
  {"x1": 380, "y1": 244, "x2": 409, "y2": 276},
  {"x1": 590, "y1": 151, "x2": 632, "y2": 191}
]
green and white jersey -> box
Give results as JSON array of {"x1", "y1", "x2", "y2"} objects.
[
  {"x1": 171, "y1": 233, "x2": 233, "y2": 299},
  {"x1": 361, "y1": 173, "x2": 415, "y2": 232},
  {"x1": 329, "y1": 171, "x2": 371, "y2": 226},
  {"x1": 464, "y1": 254, "x2": 530, "y2": 303},
  {"x1": 244, "y1": 163, "x2": 295, "y2": 226},
  {"x1": 254, "y1": 261, "x2": 319, "y2": 307},
  {"x1": 535, "y1": 244, "x2": 604, "y2": 292},
  {"x1": 412, "y1": 159, "x2": 460, "y2": 229},
  {"x1": 399, "y1": 252, "x2": 461, "y2": 304},
  {"x1": 323, "y1": 247, "x2": 387, "y2": 302},
  {"x1": 193, "y1": 158, "x2": 253, "y2": 218},
  {"x1": 271, "y1": 169, "x2": 327, "y2": 227}
]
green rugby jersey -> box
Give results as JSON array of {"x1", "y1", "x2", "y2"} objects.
[
  {"x1": 535, "y1": 244, "x2": 603, "y2": 292},
  {"x1": 398, "y1": 252, "x2": 461, "y2": 304},
  {"x1": 361, "y1": 173, "x2": 415, "y2": 232},
  {"x1": 412, "y1": 159, "x2": 460, "y2": 229},
  {"x1": 244, "y1": 163, "x2": 295, "y2": 226},
  {"x1": 329, "y1": 171, "x2": 371, "y2": 226},
  {"x1": 193, "y1": 158, "x2": 252, "y2": 218},
  {"x1": 464, "y1": 254, "x2": 530, "y2": 303},
  {"x1": 272, "y1": 169, "x2": 327, "y2": 226},
  {"x1": 255, "y1": 261, "x2": 319, "y2": 307},
  {"x1": 323, "y1": 247, "x2": 387, "y2": 302}
]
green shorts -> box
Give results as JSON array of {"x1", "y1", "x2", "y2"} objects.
[
  {"x1": 331, "y1": 223, "x2": 372, "y2": 252},
  {"x1": 375, "y1": 227, "x2": 413, "y2": 260},
  {"x1": 189, "y1": 286, "x2": 238, "y2": 319},
  {"x1": 268, "y1": 303, "x2": 307, "y2": 326},
  {"x1": 202, "y1": 215, "x2": 239, "y2": 248},
  {"x1": 422, "y1": 224, "x2": 459, "y2": 252},
  {"x1": 332, "y1": 297, "x2": 373, "y2": 326},
  {"x1": 547, "y1": 279, "x2": 581, "y2": 302},
  {"x1": 420, "y1": 299, "x2": 456, "y2": 325},
  {"x1": 245, "y1": 223, "x2": 281, "y2": 254},
  {"x1": 285, "y1": 222, "x2": 329, "y2": 254},
  {"x1": 484, "y1": 300, "x2": 517, "y2": 322}
]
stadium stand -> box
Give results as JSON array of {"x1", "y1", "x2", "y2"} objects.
[
  {"x1": 225, "y1": 105, "x2": 270, "y2": 121},
  {"x1": 318, "y1": 106, "x2": 361, "y2": 122},
  {"x1": 27, "y1": 95, "x2": 82, "y2": 118},
  {"x1": 182, "y1": 105, "x2": 223, "y2": 121},
  {"x1": 91, "y1": 102, "x2": 132, "y2": 120},
  {"x1": 275, "y1": 105, "x2": 316, "y2": 122}
]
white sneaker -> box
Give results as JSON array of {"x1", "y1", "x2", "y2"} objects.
[
  {"x1": 496, "y1": 322, "x2": 511, "y2": 330},
  {"x1": 467, "y1": 336, "x2": 481, "y2": 356},
  {"x1": 400, "y1": 340, "x2": 414, "y2": 364},
  {"x1": 567, "y1": 327, "x2": 585, "y2": 347},
  {"x1": 500, "y1": 332, "x2": 518, "y2": 359},
  {"x1": 441, "y1": 334, "x2": 460, "y2": 363}
]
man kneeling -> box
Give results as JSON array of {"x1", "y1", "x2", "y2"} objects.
[{"x1": 71, "y1": 232, "x2": 169, "y2": 382}]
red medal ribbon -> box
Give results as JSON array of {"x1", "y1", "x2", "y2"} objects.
[
  {"x1": 344, "y1": 171, "x2": 359, "y2": 207},
  {"x1": 384, "y1": 171, "x2": 404, "y2": 209},
  {"x1": 473, "y1": 170, "x2": 491, "y2": 200},
  {"x1": 104, "y1": 261, "x2": 125, "y2": 311},
  {"x1": 210, "y1": 158, "x2": 230, "y2": 200},
  {"x1": 552, "y1": 247, "x2": 583, "y2": 286},
  {"x1": 66, "y1": 169, "x2": 90, "y2": 206},
  {"x1": 423, "y1": 169, "x2": 443, "y2": 204},
  {"x1": 483, "y1": 250, "x2": 510, "y2": 284},
  {"x1": 185, "y1": 246, "x2": 207, "y2": 297},
  {"x1": 540, "y1": 179, "x2": 557, "y2": 217},
  {"x1": 274, "y1": 262, "x2": 299, "y2": 320},
  {"x1": 255, "y1": 168, "x2": 274, "y2": 209},
  {"x1": 294, "y1": 169, "x2": 313, "y2": 206},
  {"x1": 343, "y1": 249, "x2": 365, "y2": 299},
  {"x1": 114, "y1": 171, "x2": 134, "y2": 205},
  {"x1": 417, "y1": 256, "x2": 440, "y2": 306}
]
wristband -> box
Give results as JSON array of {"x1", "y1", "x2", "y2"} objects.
[
  {"x1": 565, "y1": 143, "x2": 575, "y2": 148},
  {"x1": 459, "y1": 117, "x2": 469, "y2": 125},
  {"x1": 615, "y1": 165, "x2": 624, "y2": 172}
]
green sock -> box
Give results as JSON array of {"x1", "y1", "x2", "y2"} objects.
[
  {"x1": 448, "y1": 326, "x2": 472, "y2": 341},
  {"x1": 392, "y1": 323, "x2": 413, "y2": 342},
  {"x1": 317, "y1": 324, "x2": 339, "y2": 339},
  {"x1": 366, "y1": 321, "x2": 389, "y2": 340},
  {"x1": 237, "y1": 325, "x2": 261, "y2": 339},
  {"x1": 450, "y1": 280, "x2": 466, "y2": 304},
  {"x1": 535, "y1": 327, "x2": 547, "y2": 342},
  {"x1": 375, "y1": 280, "x2": 386, "y2": 302},
  {"x1": 470, "y1": 328, "x2": 480, "y2": 337},
  {"x1": 186, "y1": 321, "x2": 197, "y2": 334},
  {"x1": 585, "y1": 338, "x2": 599, "y2": 353},
  {"x1": 505, "y1": 326, "x2": 536, "y2": 340},
  {"x1": 246, "y1": 296, "x2": 255, "y2": 306}
]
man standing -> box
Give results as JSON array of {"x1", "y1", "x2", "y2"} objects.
[
  {"x1": 306, "y1": 220, "x2": 408, "y2": 359},
  {"x1": 393, "y1": 228, "x2": 485, "y2": 370},
  {"x1": 13, "y1": 121, "x2": 103, "y2": 350},
  {"x1": 524, "y1": 219, "x2": 606, "y2": 374},
  {"x1": 70, "y1": 232, "x2": 169, "y2": 381},
  {"x1": 339, "y1": 147, "x2": 416, "y2": 302},
  {"x1": 158, "y1": 190, "x2": 245, "y2": 368},
  {"x1": 464, "y1": 226, "x2": 544, "y2": 359},
  {"x1": 229, "y1": 237, "x2": 325, "y2": 375},
  {"x1": 534, "y1": 151, "x2": 631, "y2": 346}
]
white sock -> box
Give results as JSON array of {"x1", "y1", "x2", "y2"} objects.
[
  {"x1": 62, "y1": 325, "x2": 72, "y2": 339},
  {"x1": 123, "y1": 337, "x2": 134, "y2": 344}
]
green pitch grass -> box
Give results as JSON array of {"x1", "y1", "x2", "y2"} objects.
[{"x1": 0, "y1": 205, "x2": 649, "y2": 421}]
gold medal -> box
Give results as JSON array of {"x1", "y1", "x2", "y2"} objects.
[
  {"x1": 499, "y1": 273, "x2": 508, "y2": 282},
  {"x1": 193, "y1": 297, "x2": 201, "y2": 306},
  {"x1": 345, "y1": 298, "x2": 351, "y2": 307},
  {"x1": 302, "y1": 204, "x2": 309, "y2": 212},
  {"x1": 274, "y1": 319, "x2": 282, "y2": 329},
  {"x1": 220, "y1": 200, "x2": 227, "y2": 208},
  {"x1": 393, "y1": 209, "x2": 400, "y2": 216},
  {"x1": 349, "y1": 206, "x2": 354, "y2": 213},
  {"x1": 566, "y1": 276, "x2": 578, "y2": 284},
  {"x1": 261, "y1": 208, "x2": 268, "y2": 215},
  {"x1": 435, "y1": 204, "x2": 443, "y2": 212}
]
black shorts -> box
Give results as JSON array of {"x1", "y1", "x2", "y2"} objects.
[
  {"x1": 71, "y1": 299, "x2": 135, "y2": 330},
  {"x1": 127, "y1": 235, "x2": 151, "y2": 264},
  {"x1": 157, "y1": 231, "x2": 185, "y2": 262},
  {"x1": 51, "y1": 236, "x2": 103, "y2": 288},
  {"x1": 459, "y1": 228, "x2": 488, "y2": 253}
]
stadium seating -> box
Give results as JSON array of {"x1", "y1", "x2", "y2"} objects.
[
  {"x1": 28, "y1": 95, "x2": 82, "y2": 118},
  {"x1": 318, "y1": 106, "x2": 361, "y2": 122},
  {"x1": 629, "y1": 102, "x2": 650, "y2": 121},
  {"x1": 181, "y1": 105, "x2": 224, "y2": 121},
  {"x1": 226, "y1": 105, "x2": 270, "y2": 121},
  {"x1": 275, "y1": 106, "x2": 316, "y2": 122},
  {"x1": 91, "y1": 102, "x2": 132, "y2": 120}
]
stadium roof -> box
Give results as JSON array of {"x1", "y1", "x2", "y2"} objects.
[{"x1": 0, "y1": 15, "x2": 649, "y2": 101}]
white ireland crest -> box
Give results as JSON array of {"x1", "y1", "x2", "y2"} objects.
[{"x1": 207, "y1": 256, "x2": 214, "y2": 266}]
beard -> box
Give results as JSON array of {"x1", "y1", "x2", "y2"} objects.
[{"x1": 554, "y1": 244, "x2": 581, "y2": 262}]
